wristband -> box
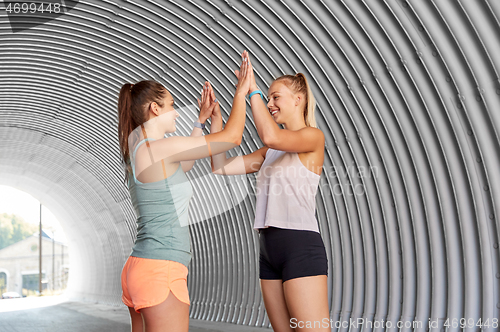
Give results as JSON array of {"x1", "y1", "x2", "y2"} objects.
[
  {"x1": 194, "y1": 120, "x2": 205, "y2": 130},
  {"x1": 249, "y1": 90, "x2": 264, "y2": 100}
]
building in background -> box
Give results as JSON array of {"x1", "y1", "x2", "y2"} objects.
[{"x1": 0, "y1": 229, "x2": 69, "y2": 296}]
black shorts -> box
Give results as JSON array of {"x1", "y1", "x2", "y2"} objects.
[{"x1": 258, "y1": 226, "x2": 328, "y2": 282}]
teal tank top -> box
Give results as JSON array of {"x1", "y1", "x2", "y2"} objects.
[{"x1": 127, "y1": 138, "x2": 194, "y2": 267}]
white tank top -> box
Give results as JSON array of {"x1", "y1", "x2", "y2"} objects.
[{"x1": 253, "y1": 148, "x2": 321, "y2": 233}]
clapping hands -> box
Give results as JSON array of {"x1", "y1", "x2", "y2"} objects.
[
  {"x1": 197, "y1": 50, "x2": 257, "y2": 124},
  {"x1": 234, "y1": 50, "x2": 258, "y2": 95},
  {"x1": 206, "y1": 83, "x2": 221, "y2": 119},
  {"x1": 197, "y1": 82, "x2": 217, "y2": 123}
]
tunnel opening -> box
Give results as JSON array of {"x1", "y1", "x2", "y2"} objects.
[{"x1": 0, "y1": 185, "x2": 69, "y2": 298}]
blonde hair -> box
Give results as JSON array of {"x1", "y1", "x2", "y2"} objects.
[{"x1": 274, "y1": 73, "x2": 317, "y2": 128}]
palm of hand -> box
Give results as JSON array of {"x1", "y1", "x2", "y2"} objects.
[
  {"x1": 199, "y1": 100, "x2": 212, "y2": 120},
  {"x1": 212, "y1": 102, "x2": 220, "y2": 117},
  {"x1": 235, "y1": 70, "x2": 251, "y2": 94},
  {"x1": 235, "y1": 64, "x2": 256, "y2": 95},
  {"x1": 198, "y1": 83, "x2": 216, "y2": 121},
  {"x1": 207, "y1": 86, "x2": 220, "y2": 117}
]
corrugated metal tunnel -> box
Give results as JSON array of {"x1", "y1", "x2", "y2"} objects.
[{"x1": 1, "y1": 0, "x2": 500, "y2": 330}]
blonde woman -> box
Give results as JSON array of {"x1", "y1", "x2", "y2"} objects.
[
  {"x1": 208, "y1": 54, "x2": 329, "y2": 332},
  {"x1": 117, "y1": 51, "x2": 252, "y2": 332}
]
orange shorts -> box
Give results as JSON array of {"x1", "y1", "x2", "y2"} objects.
[{"x1": 121, "y1": 256, "x2": 190, "y2": 313}]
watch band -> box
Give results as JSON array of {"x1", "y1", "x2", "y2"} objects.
[
  {"x1": 194, "y1": 121, "x2": 205, "y2": 130},
  {"x1": 249, "y1": 89, "x2": 264, "y2": 100}
]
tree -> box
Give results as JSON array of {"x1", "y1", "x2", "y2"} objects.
[{"x1": 0, "y1": 213, "x2": 38, "y2": 250}]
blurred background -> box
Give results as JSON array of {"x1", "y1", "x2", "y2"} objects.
[{"x1": 0, "y1": 186, "x2": 68, "y2": 299}]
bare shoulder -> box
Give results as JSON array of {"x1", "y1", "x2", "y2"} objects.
[
  {"x1": 302, "y1": 127, "x2": 324, "y2": 139},
  {"x1": 300, "y1": 127, "x2": 325, "y2": 150}
]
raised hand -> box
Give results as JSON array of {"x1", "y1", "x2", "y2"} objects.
[
  {"x1": 206, "y1": 82, "x2": 221, "y2": 119},
  {"x1": 197, "y1": 81, "x2": 216, "y2": 123},
  {"x1": 246, "y1": 52, "x2": 258, "y2": 94},
  {"x1": 234, "y1": 50, "x2": 251, "y2": 96}
]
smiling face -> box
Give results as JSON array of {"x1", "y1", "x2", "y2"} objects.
[
  {"x1": 149, "y1": 89, "x2": 179, "y2": 133},
  {"x1": 267, "y1": 81, "x2": 304, "y2": 125}
]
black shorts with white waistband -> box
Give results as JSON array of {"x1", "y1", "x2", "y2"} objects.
[{"x1": 258, "y1": 226, "x2": 328, "y2": 282}]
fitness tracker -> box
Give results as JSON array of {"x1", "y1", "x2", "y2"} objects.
[
  {"x1": 194, "y1": 121, "x2": 205, "y2": 130},
  {"x1": 249, "y1": 89, "x2": 264, "y2": 100}
]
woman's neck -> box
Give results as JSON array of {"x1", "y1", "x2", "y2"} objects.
[
  {"x1": 283, "y1": 119, "x2": 307, "y2": 131},
  {"x1": 141, "y1": 122, "x2": 164, "y2": 140}
]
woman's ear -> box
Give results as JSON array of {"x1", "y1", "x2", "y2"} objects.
[{"x1": 150, "y1": 102, "x2": 159, "y2": 116}]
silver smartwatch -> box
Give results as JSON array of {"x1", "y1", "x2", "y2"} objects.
[{"x1": 194, "y1": 120, "x2": 205, "y2": 130}]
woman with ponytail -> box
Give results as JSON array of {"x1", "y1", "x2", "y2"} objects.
[
  {"x1": 209, "y1": 54, "x2": 329, "y2": 331},
  {"x1": 118, "y1": 51, "x2": 252, "y2": 332}
]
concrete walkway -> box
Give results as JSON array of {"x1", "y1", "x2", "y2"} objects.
[{"x1": 0, "y1": 295, "x2": 272, "y2": 332}]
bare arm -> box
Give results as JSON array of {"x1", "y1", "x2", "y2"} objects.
[
  {"x1": 207, "y1": 82, "x2": 268, "y2": 175},
  {"x1": 250, "y1": 101, "x2": 325, "y2": 153},
  {"x1": 212, "y1": 146, "x2": 269, "y2": 175},
  {"x1": 180, "y1": 83, "x2": 220, "y2": 173},
  {"x1": 249, "y1": 91, "x2": 325, "y2": 152},
  {"x1": 246, "y1": 53, "x2": 325, "y2": 153},
  {"x1": 135, "y1": 51, "x2": 252, "y2": 174},
  {"x1": 209, "y1": 108, "x2": 226, "y2": 173},
  {"x1": 210, "y1": 104, "x2": 268, "y2": 175},
  {"x1": 145, "y1": 92, "x2": 245, "y2": 164},
  {"x1": 180, "y1": 115, "x2": 204, "y2": 173}
]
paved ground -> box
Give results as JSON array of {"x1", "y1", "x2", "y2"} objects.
[{"x1": 0, "y1": 295, "x2": 272, "y2": 332}]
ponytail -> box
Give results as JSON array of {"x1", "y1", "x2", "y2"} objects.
[
  {"x1": 296, "y1": 73, "x2": 317, "y2": 128},
  {"x1": 117, "y1": 83, "x2": 134, "y2": 184},
  {"x1": 117, "y1": 80, "x2": 168, "y2": 185},
  {"x1": 274, "y1": 73, "x2": 317, "y2": 128}
]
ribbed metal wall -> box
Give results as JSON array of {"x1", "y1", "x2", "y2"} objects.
[{"x1": 1, "y1": 0, "x2": 500, "y2": 330}]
